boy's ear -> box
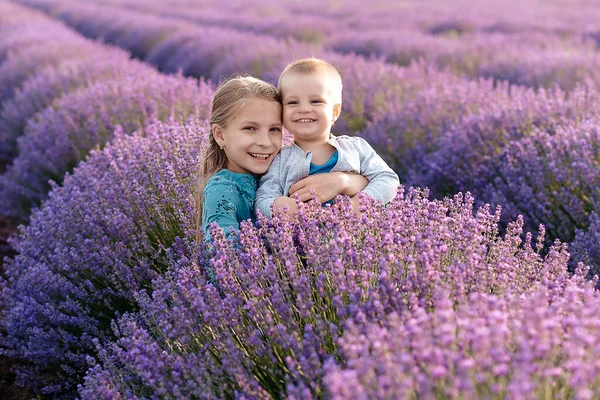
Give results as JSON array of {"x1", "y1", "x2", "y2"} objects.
[
  {"x1": 332, "y1": 103, "x2": 342, "y2": 122},
  {"x1": 212, "y1": 124, "x2": 225, "y2": 147}
]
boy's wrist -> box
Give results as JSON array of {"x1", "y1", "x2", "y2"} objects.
[{"x1": 332, "y1": 172, "x2": 352, "y2": 195}]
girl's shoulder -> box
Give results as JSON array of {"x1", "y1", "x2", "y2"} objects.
[{"x1": 206, "y1": 169, "x2": 257, "y2": 192}]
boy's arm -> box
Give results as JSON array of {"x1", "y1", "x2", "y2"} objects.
[
  {"x1": 255, "y1": 153, "x2": 287, "y2": 218},
  {"x1": 288, "y1": 172, "x2": 368, "y2": 202},
  {"x1": 355, "y1": 137, "x2": 400, "y2": 204}
]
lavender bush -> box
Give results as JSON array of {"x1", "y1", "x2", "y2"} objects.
[
  {"x1": 571, "y1": 213, "x2": 600, "y2": 278},
  {"x1": 359, "y1": 77, "x2": 516, "y2": 181},
  {"x1": 325, "y1": 269, "x2": 600, "y2": 399},
  {"x1": 473, "y1": 119, "x2": 600, "y2": 246},
  {"x1": 1, "y1": 120, "x2": 207, "y2": 396},
  {"x1": 0, "y1": 3, "x2": 86, "y2": 64},
  {"x1": 145, "y1": 27, "x2": 314, "y2": 83},
  {"x1": 78, "y1": 189, "x2": 578, "y2": 398},
  {"x1": 0, "y1": 71, "x2": 213, "y2": 220},
  {"x1": 404, "y1": 86, "x2": 600, "y2": 248},
  {"x1": 0, "y1": 41, "x2": 103, "y2": 104},
  {"x1": 0, "y1": 47, "x2": 147, "y2": 161}
]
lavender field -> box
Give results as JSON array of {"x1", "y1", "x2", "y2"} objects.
[{"x1": 1, "y1": 0, "x2": 600, "y2": 398}]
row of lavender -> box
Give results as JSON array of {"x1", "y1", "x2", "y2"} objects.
[
  {"x1": 88, "y1": 0, "x2": 600, "y2": 40},
  {"x1": 11, "y1": 0, "x2": 600, "y2": 270},
  {"x1": 21, "y1": 0, "x2": 600, "y2": 91},
  {"x1": 2, "y1": 0, "x2": 600, "y2": 398},
  {"x1": 0, "y1": 1, "x2": 214, "y2": 220}
]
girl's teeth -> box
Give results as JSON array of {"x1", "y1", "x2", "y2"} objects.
[
  {"x1": 250, "y1": 153, "x2": 269, "y2": 160},
  {"x1": 297, "y1": 119, "x2": 314, "y2": 123}
]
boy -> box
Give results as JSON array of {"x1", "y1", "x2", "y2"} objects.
[{"x1": 255, "y1": 57, "x2": 399, "y2": 217}]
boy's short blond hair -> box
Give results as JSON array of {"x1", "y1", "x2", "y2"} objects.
[{"x1": 278, "y1": 58, "x2": 343, "y2": 104}]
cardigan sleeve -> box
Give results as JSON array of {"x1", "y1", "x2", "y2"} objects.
[{"x1": 354, "y1": 137, "x2": 400, "y2": 204}]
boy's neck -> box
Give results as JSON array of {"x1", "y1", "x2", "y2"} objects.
[
  {"x1": 295, "y1": 137, "x2": 335, "y2": 165},
  {"x1": 294, "y1": 138, "x2": 330, "y2": 153}
]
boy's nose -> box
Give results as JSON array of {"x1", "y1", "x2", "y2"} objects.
[{"x1": 299, "y1": 101, "x2": 311, "y2": 112}]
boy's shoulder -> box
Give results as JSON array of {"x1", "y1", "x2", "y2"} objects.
[{"x1": 329, "y1": 134, "x2": 371, "y2": 149}]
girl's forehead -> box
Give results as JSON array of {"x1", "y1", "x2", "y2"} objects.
[{"x1": 233, "y1": 97, "x2": 282, "y2": 121}]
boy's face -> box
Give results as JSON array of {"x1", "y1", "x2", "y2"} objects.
[{"x1": 280, "y1": 72, "x2": 341, "y2": 145}]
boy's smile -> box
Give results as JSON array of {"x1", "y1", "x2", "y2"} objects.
[{"x1": 280, "y1": 72, "x2": 341, "y2": 146}]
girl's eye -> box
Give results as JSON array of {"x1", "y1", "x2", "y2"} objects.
[
  {"x1": 270, "y1": 127, "x2": 282, "y2": 132},
  {"x1": 243, "y1": 126, "x2": 256, "y2": 131},
  {"x1": 286, "y1": 101, "x2": 297, "y2": 105},
  {"x1": 311, "y1": 99, "x2": 323, "y2": 104}
]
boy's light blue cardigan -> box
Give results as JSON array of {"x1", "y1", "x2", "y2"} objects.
[{"x1": 255, "y1": 134, "x2": 400, "y2": 218}]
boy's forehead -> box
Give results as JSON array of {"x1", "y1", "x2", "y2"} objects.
[{"x1": 280, "y1": 71, "x2": 340, "y2": 93}]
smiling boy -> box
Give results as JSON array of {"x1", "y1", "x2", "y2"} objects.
[{"x1": 255, "y1": 57, "x2": 399, "y2": 217}]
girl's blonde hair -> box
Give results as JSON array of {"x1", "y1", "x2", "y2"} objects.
[{"x1": 195, "y1": 76, "x2": 280, "y2": 243}]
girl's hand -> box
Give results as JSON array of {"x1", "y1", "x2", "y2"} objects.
[{"x1": 289, "y1": 172, "x2": 368, "y2": 203}]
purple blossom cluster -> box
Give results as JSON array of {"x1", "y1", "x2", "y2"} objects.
[
  {"x1": 473, "y1": 118, "x2": 600, "y2": 246},
  {"x1": 360, "y1": 77, "x2": 516, "y2": 181},
  {"x1": 571, "y1": 213, "x2": 600, "y2": 278},
  {"x1": 325, "y1": 270, "x2": 600, "y2": 399},
  {"x1": 1, "y1": 120, "x2": 207, "y2": 396},
  {"x1": 76, "y1": 189, "x2": 596, "y2": 398}
]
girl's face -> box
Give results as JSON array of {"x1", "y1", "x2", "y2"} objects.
[{"x1": 213, "y1": 98, "x2": 282, "y2": 175}]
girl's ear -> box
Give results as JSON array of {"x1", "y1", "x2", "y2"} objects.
[
  {"x1": 332, "y1": 103, "x2": 342, "y2": 122},
  {"x1": 212, "y1": 124, "x2": 226, "y2": 148}
]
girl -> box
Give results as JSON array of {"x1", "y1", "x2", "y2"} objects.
[{"x1": 199, "y1": 76, "x2": 367, "y2": 240}]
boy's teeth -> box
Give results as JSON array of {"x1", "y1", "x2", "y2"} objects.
[
  {"x1": 297, "y1": 118, "x2": 314, "y2": 123},
  {"x1": 250, "y1": 153, "x2": 269, "y2": 160}
]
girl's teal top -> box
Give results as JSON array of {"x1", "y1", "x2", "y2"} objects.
[{"x1": 202, "y1": 169, "x2": 258, "y2": 239}]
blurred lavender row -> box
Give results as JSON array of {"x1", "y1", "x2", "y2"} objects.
[{"x1": 17, "y1": 0, "x2": 600, "y2": 90}]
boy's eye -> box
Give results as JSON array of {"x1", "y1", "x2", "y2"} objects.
[
  {"x1": 286, "y1": 101, "x2": 297, "y2": 105},
  {"x1": 311, "y1": 99, "x2": 323, "y2": 104}
]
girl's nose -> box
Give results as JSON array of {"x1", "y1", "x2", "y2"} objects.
[{"x1": 255, "y1": 129, "x2": 272, "y2": 146}]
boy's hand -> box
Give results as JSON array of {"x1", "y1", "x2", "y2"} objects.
[{"x1": 289, "y1": 172, "x2": 368, "y2": 203}]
